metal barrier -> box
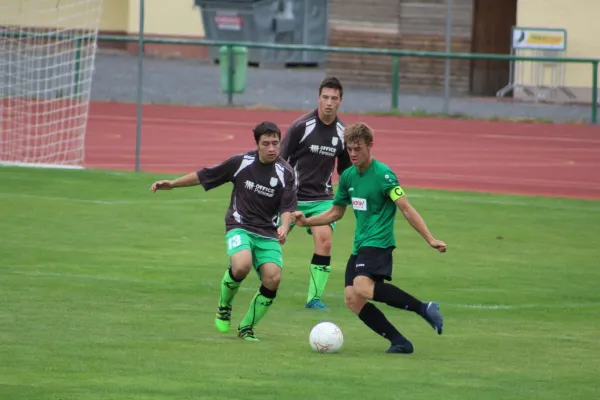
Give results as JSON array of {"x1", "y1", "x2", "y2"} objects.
[
  {"x1": 101, "y1": 35, "x2": 599, "y2": 122},
  {"x1": 2, "y1": 31, "x2": 599, "y2": 171},
  {"x1": 2, "y1": 30, "x2": 598, "y2": 122},
  {"x1": 497, "y1": 48, "x2": 578, "y2": 101},
  {"x1": 497, "y1": 27, "x2": 576, "y2": 102}
]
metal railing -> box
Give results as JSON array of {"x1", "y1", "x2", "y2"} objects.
[
  {"x1": 3, "y1": 30, "x2": 597, "y2": 120},
  {"x1": 91, "y1": 34, "x2": 600, "y2": 123},
  {"x1": 2, "y1": 30, "x2": 599, "y2": 172}
]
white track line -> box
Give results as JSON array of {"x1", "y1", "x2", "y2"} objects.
[
  {"x1": 396, "y1": 171, "x2": 598, "y2": 189},
  {"x1": 407, "y1": 193, "x2": 600, "y2": 211},
  {"x1": 1, "y1": 191, "x2": 598, "y2": 211},
  {"x1": 0, "y1": 192, "x2": 220, "y2": 205},
  {"x1": 4, "y1": 269, "x2": 598, "y2": 311}
]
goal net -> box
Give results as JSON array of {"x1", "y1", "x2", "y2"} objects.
[{"x1": 0, "y1": 0, "x2": 104, "y2": 169}]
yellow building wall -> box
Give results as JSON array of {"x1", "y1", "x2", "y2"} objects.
[
  {"x1": 516, "y1": 0, "x2": 600, "y2": 94},
  {"x1": 0, "y1": 0, "x2": 204, "y2": 37},
  {"x1": 100, "y1": 0, "x2": 128, "y2": 32},
  {"x1": 125, "y1": 0, "x2": 205, "y2": 37},
  {"x1": 0, "y1": 0, "x2": 107, "y2": 29}
]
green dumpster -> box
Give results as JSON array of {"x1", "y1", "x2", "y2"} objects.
[{"x1": 219, "y1": 46, "x2": 248, "y2": 94}]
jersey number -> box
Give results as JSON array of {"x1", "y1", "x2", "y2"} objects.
[{"x1": 228, "y1": 235, "x2": 242, "y2": 250}]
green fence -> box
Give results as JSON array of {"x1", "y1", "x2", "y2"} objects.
[
  {"x1": 1, "y1": 31, "x2": 598, "y2": 123},
  {"x1": 2, "y1": 29, "x2": 599, "y2": 172},
  {"x1": 94, "y1": 35, "x2": 600, "y2": 124}
]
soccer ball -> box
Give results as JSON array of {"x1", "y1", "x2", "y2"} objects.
[{"x1": 309, "y1": 321, "x2": 343, "y2": 354}]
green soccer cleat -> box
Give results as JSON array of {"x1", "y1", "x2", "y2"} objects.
[
  {"x1": 215, "y1": 305, "x2": 232, "y2": 333},
  {"x1": 237, "y1": 326, "x2": 259, "y2": 341}
]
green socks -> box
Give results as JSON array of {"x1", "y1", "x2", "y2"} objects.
[
  {"x1": 219, "y1": 267, "x2": 242, "y2": 307},
  {"x1": 307, "y1": 254, "x2": 332, "y2": 303},
  {"x1": 217, "y1": 268, "x2": 278, "y2": 339},
  {"x1": 238, "y1": 285, "x2": 277, "y2": 329}
]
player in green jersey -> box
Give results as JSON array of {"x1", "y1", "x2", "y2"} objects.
[{"x1": 293, "y1": 122, "x2": 446, "y2": 354}]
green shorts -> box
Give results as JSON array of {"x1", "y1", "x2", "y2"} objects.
[
  {"x1": 292, "y1": 200, "x2": 336, "y2": 235},
  {"x1": 225, "y1": 228, "x2": 283, "y2": 271}
]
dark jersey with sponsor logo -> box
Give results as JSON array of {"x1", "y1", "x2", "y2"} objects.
[
  {"x1": 280, "y1": 109, "x2": 352, "y2": 201},
  {"x1": 197, "y1": 151, "x2": 298, "y2": 238}
]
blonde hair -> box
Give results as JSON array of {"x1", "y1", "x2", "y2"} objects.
[{"x1": 344, "y1": 123, "x2": 374, "y2": 146}]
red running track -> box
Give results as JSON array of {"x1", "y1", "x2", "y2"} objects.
[{"x1": 85, "y1": 102, "x2": 600, "y2": 200}]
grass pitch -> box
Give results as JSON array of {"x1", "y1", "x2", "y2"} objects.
[{"x1": 1, "y1": 166, "x2": 599, "y2": 400}]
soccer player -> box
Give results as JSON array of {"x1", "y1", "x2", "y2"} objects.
[
  {"x1": 150, "y1": 121, "x2": 297, "y2": 341},
  {"x1": 279, "y1": 76, "x2": 352, "y2": 310},
  {"x1": 293, "y1": 122, "x2": 446, "y2": 354}
]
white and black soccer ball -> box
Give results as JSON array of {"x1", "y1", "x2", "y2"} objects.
[{"x1": 309, "y1": 321, "x2": 343, "y2": 353}]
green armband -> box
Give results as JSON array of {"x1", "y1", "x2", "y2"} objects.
[{"x1": 389, "y1": 186, "x2": 405, "y2": 201}]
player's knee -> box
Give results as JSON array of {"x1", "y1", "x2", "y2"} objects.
[
  {"x1": 230, "y1": 262, "x2": 252, "y2": 279},
  {"x1": 344, "y1": 287, "x2": 364, "y2": 315},
  {"x1": 260, "y1": 264, "x2": 281, "y2": 290},
  {"x1": 314, "y1": 228, "x2": 332, "y2": 255},
  {"x1": 262, "y1": 274, "x2": 281, "y2": 291},
  {"x1": 230, "y1": 250, "x2": 253, "y2": 278},
  {"x1": 316, "y1": 237, "x2": 332, "y2": 255},
  {"x1": 353, "y1": 275, "x2": 375, "y2": 300}
]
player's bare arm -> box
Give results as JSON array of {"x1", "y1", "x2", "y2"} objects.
[
  {"x1": 393, "y1": 194, "x2": 447, "y2": 252},
  {"x1": 150, "y1": 172, "x2": 200, "y2": 192},
  {"x1": 153, "y1": 154, "x2": 240, "y2": 193},
  {"x1": 277, "y1": 211, "x2": 293, "y2": 244},
  {"x1": 294, "y1": 205, "x2": 346, "y2": 227},
  {"x1": 278, "y1": 156, "x2": 299, "y2": 244}
]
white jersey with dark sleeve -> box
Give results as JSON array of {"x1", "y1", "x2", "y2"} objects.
[
  {"x1": 196, "y1": 151, "x2": 298, "y2": 239},
  {"x1": 280, "y1": 109, "x2": 352, "y2": 202}
]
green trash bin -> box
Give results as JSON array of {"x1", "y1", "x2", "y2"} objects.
[{"x1": 219, "y1": 45, "x2": 248, "y2": 94}]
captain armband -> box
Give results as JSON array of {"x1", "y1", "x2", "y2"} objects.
[{"x1": 389, "y1": 186, "x2": 405, "y2": 201}]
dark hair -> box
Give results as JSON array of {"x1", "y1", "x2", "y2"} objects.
[
  {"x1": 253, "y1": 121, "x2": 281, "y2": 144},
  {"x1": 345, "y1": 123, "x2": 374, "y2": 146},
  {"x1": 319, "y1": 76, "x2": 343, "y2": 98}
]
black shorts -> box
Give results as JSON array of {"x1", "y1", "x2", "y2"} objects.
[{"x1": 344, "y1": 246, "x2": 395, "y2": 287}]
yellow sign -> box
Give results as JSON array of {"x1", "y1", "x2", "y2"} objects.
[{"x1": 512, "y1": 27, "x2": 567, "y2": 51}]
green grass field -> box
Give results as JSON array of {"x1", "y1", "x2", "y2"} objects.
[{"x1": 1, "y1": 166, "x2": 599, "y2": 400}]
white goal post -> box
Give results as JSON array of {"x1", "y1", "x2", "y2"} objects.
[{"x1": 0, "y1": 0, "x2": 104, "y2": 169}]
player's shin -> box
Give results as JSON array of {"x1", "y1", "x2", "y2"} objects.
[
  {"x1": 219, "y1": 266, "x2": 243, "y2": 307},
  {"x1": 215, "y1": 266, "x2": 244, "y2": 333},
  {"x1": 372, "y1": 281, "x2": 425, "y2": 314},
  {"x1": 372, "y1": 282, "x2": 444, "y2": 335},
  {"x1": 307, "y1": 254, "x2": 331, "y2": 305},
  {"x1": 358, "y1": 302, "x2": 409, "y2": 347},
  {"x1": 238, "y1": 285, "x2": 277, "y2": 339}
]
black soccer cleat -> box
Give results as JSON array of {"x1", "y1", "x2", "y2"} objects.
[
  {"x1": 422, "y1": 301, "x2": 444, "y2": 335},
  {"x1": 386, "y1": 339, "x2": 414, "y2": 354}
]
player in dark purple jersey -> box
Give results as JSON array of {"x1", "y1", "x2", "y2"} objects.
[
  {"x1": 279, "y1": 77, "x2": 352, "y2": 310},
  {"x1": 150, "y1": 122, "x2": 298, "y2": 341}
]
